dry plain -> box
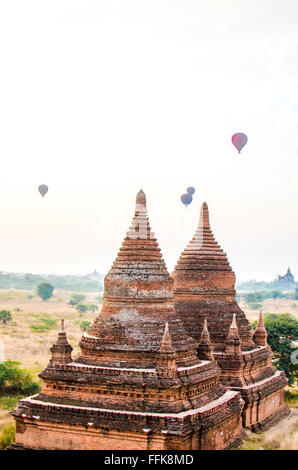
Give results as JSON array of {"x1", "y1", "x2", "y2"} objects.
[{"x1": 0, "y1": 289, "x2": 297, "y2": 449}]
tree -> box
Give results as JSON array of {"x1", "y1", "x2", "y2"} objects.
[
  {"x1": 75, "y1": 303, "x2": 88, "y2": 315},
  {"x1": 0, "y1": 424, "x2": 15, "y2": 450},
  {"x1": 271, "y1": 290, "x2": 283, "y2": 299},
  {"x1": 87, "y1": 304, "x2": 98, "y2": 313},
  {"x1": 244, "y1": 292, "x2": 264, "y2": 303},
  {"x1": 252, "y1": 313, "x2": 298, "y2": 386},
  {"x1": 37, "y1": 283, "x2": 54, "y2": 301},
  {"x1": 0, "y1": 310, "x2": 12, "y2": 325},
  {"x1": 80, "y1": 321, "x2": 91, "y2": 331},
  {"x1": 294, "y1": 287, "x2": 298, "y2": 300},
  {"x1": 0, "y1": 360, "x2": 41, "y2": 394},
  {"x1": 69, "y1": 293, "x2": 86, "y2": 306},
  {"x1": 247, "y1": 302, "x2": 262, "y2": 310}
]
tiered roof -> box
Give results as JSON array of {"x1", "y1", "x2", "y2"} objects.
[
  {"x1": 10, "y1": 191, "x2": 246, "y2": 449},
  {"x1": 175, "y1": 202, "x2": 232, "y2": 272},
  {"x1": 173, "y1": 202, "x2": 255, "y2": 351},
  {"x1": 79, "y1": 190, "x2": 199, "y2": 368}
]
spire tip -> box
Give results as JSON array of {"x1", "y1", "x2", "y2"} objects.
[
  {"x1": 136, "y1": 189, "x2": 146, "y2": 206},
  {"x1": 231, "y1": 313, "x2": 238, "y2": 329}
]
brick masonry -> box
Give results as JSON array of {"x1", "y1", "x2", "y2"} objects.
[
  {"x1": 172, "y1": 201, "x2": 289, "y2": 430},
  {"x1": 11, "y1": 191, "x2": 244, "y2": 450}
]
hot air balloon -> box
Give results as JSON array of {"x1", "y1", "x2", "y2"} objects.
[
  {"x1": 38, "y1": 184, "x2": 48, "y2": 197},
  {"x1": 231, "y1": 133, "x2": 248, "y2": 153},
  {"x1": 186, "y1": 186, "x2": 195, "y2": 196},
  {"x1": 180, "y1": 193, "x2": 192, "y2": 207}
]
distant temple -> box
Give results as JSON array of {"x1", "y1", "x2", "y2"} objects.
[
  {"x1": 11, "y1": 192, "x2": 289, "y2": 450},
  {"x1": 277, "y1": 267, "x2": 295, "y2": 284},
  {"x1": 86, "y1": 270, "x2": 102, "y2": 281}
]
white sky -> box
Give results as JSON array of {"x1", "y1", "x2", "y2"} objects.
[{"x1": 0, "y1": 1, "x2": 297, "y2": 281}]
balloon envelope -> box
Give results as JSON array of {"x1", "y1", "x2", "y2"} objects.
[
  {"x1": 180, "y1": 193, "x2": 192, "y2": 207},
  {"x1": 186, "y1": 186, "x2": 195, "y2": 196},
  {"x1": 38, "y1": 184, "x2": 48, "y2": 197},
  {"x1": 231, "y1": 133, "x2": 248, "y2": 153}
]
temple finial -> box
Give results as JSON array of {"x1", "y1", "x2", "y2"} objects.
[
  {"x1": 225, "y1": 314, "x2": 241, "y2": 355},
  {"x1": 231, "y1": 313, "x2": 238, "y2": 330},
  {"x1": 202, "y1": 318, "x2": 210, "y2": 339},
  {"x1": 200, "y1": 202, "x2": 211, "y2": 229},
  {"x1": 160, "y1": 322, "x2": 174, "y2": 352},
  {"x1": 253, "y1": 311, "x2": 268, "y2": 346},
  {"x1": 198, "y1": 318, "x2": 214, "y2": 361},
  {"x1": 257, "y1": 311, "x2": 264, "y2": 328},
  {"x1": 49, "y1": 319, "x2": 73, "y2": 366},
  {"x1": 156, "y1": 322, "x2": 177, "y2": 377},
  {"x1": 136, "y1": 189, "x2": 146, "y2": 206}
]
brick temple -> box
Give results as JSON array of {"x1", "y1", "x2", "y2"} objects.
[
  {"x1": 277, "y1": 267, "x2": 295, "y2": 284},
  {"x1": 172, "y1": 202, "x2": 289, "y2": 430},
  {"x1": 12, "y1": 191, "x2": 244, "y2": 450}
]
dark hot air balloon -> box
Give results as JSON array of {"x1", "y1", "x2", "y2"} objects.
[
  {"x1": 38, "y1": 184, "x2": 48, "y2": 197},
  {"x1": 231, "y1": 133, "x2": 248, "y2": 153},
  {"x1": 186, "y1": 186, "x2": 195, "y2": 196},
  {"x1": 180, "y1": 193, "x2": 192, "y2": 207}
]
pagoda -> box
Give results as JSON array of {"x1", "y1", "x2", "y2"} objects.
[
  {"x1": 172, "y1": 202, "x2": 289, "y2": 431},
  {"x1": 12, "y1": 191, "x2": 243, "y2": 450},
  {"x1": 277, "y1": 267, "x2": 295, "y2": 284}
]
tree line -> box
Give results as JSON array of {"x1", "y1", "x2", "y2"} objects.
[{"x1": 0, "y1": 272, "x2": 104, "y2": 292}]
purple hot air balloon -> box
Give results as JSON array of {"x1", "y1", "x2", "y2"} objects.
[
  {"x1": 231, "y1": 133, "x2": 248, "y2": 153},
  {"x1": 38, "y1": 184, "x2": 48, "y2": 198},
  {"x1": 186, "y1": 186, "x2": 195, "y2": 196},
  {"x1": 180, "y1": 193, "x2": 192, "y2": 207}
]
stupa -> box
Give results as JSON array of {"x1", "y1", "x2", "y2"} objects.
[
  {"x1": 277, "y1": 267, "x2": 295, "y2": 284},
  {"x1": 12, "y1": 191, "x2": 243, "y2": 450},
  {"x1": 172, "y1": 202, "x2": 289, "y2": 431}
]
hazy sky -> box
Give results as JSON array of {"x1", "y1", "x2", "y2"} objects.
[{"x1": 0, "y1": 1, "x2": 297, "y2": 281}]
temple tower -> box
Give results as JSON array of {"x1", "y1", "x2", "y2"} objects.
[
  {"x1": 49, "y1": 319, "x2": 73, "y2": 365},
  {"x1": 12, "y1": 191, "x2": 243, "y2": 450},
  {"x1": 172, "y1": 202, "x2": 289, "y2": 431},
  {"x1": 253, "y1": 311, "x2": 268, "y2": 347},
  {"x1": 197, "y1": 319, "x2": 214, "y2": 361}
]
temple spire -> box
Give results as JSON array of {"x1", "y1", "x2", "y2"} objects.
[
  {"x1": 231, "y1": 313, "x2": 238, "y2": 329},
  {"x1": 258, "y1": 310, "x2": 264, "y2": 327},
  {"x1": 159, "y1": 322, "x2": 174, "y2": 353},
  {"x1": 253, "y1": 311, "x2": 268, "y2": 346},
  {"x1": 200, "y1": 202, "x2": 211, "y2": 230},
  {"x1": 136, "y1": 189, "x2": 146, "y2": 206},
  {"x1": 108, "y1": 189, "x2": 169, "y2": 273},
  {"x1": 225, "y1": 314, "x2": 241, "y2": 355},
  {"x1": 173, "y1": 200, "x2": 255, "y2": 351},
  {"x1": 202, "y1": 318, "x2": 210, "y2": 338},
  {"x1": 81, "y1": 189, "x2": 198, "y2": 367},
  {"x1": 49, "y1": 319, "x2": 73, "y2": 366},
  {"x1": 175, "y1": 201, "x2": 232, "y2": 271},
  {"x1": 156, "y1": 323, "x2": 177, "y2": 377},
  {"x1": 197, "y1": 319, "x2": 214, "y2": 361}
]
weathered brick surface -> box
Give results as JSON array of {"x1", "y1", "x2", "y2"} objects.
[
  {"x1": 172, "y1": 201, "x2": 289, "y2": 430},
  {"x1": 172, "y1": 202, "x2": 255, "y2": 351},
  {"x1": 12, "y1": 191, "x2": 243, "y2": 450}
]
